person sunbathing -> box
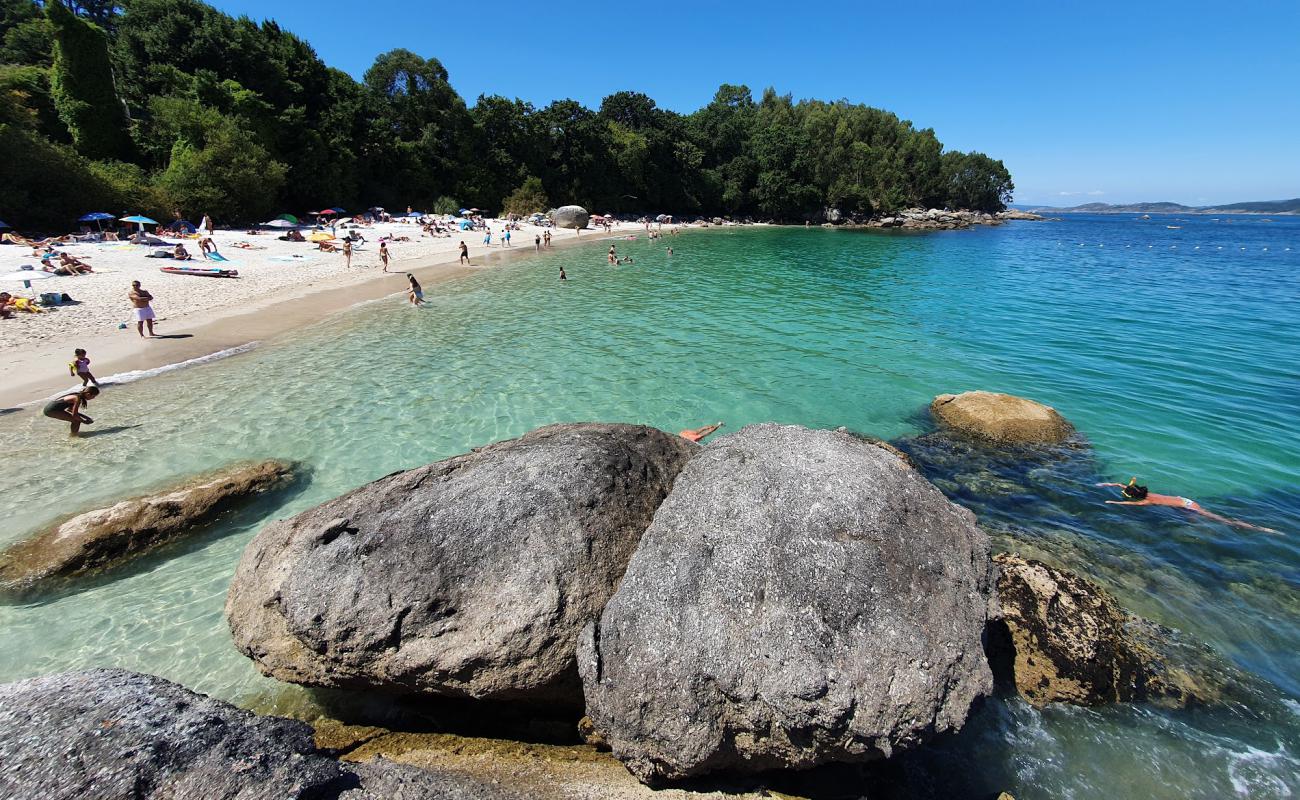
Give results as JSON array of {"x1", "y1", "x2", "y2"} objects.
[
  {"x1": 232, "y1": 241, "x2": 264, "y2": 250},
  {"x1": 58, "y1": 253, "x2": 93, "y2": 274},
  {"x1": 173, "y1": 244, "x2": 192, "y2": 261},
  {"x1": 1098, "y1": 478, "x2": 1280, "y2": 534},
  {"x1": 317, "y1": 241, "x2": 339, "y2": 252},
  {"x1": 0, "y1": 292, "x2": 13, "y2": 319}
]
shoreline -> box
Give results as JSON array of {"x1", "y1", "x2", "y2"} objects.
[{"x1": 0, "y1": 227, "x2": 635, "y2": 410}]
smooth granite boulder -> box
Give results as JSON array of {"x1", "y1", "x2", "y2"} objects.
[
  {"x1": 0, "y1": 460, "x2": 296, "y2": 595},
  {"x1": 930, "y1": 391, "x2": 1074, "y2": 445},
  {"x1": 227, "y1": 423, "x2": 696, "y2": 705},
  {"x1": 579, "y1": 424, "x2": 995, "y2": 783},
  {"x1": 552, "y1": 205, "x2": 590, "y2": 230},
  {"x1": 990, "y1": 553, "x2": 1218, "y2": 707},
  {"x1": 0, "y1": 668, "x2": 518, "y2": 800}
]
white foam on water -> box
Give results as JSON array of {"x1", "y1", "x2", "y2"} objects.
[
  {"x1": 32, "y1": 341, "x2": 260, "y2": 404},
  {"x1": 1226, "y1": 743, "x2": 1297, "y2": 797}
]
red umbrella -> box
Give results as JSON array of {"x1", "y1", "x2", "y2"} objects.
[{"x1": 317, "y1": 209, "x2": 339, "y2": 216}]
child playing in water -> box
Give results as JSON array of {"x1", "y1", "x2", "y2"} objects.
[
  {"x1": 69, "y1": 348, "x2": 98, "y2": 387},
  {"x1": 1098, "y1": 478, "x2": 1279, "y2": 534}
]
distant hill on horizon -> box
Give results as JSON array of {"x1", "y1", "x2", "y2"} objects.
[{"x1": 1018, "y1": 198, "x2": 1300, "y2": 215}]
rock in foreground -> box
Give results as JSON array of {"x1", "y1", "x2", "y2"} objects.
[
  {"x1": 227, "y1": 423, "x2": 696, "y2": 705},
  {"x1": 0, "y1": 668, "x2": 518, "y2": 800},
  {"x1": 991, "y1": 553, "x2": 1218, "y2": 707},
  {"x1": 0, "y1": 460, "x2": 296, "y2": 595},
  {"x1": 930, "y1": 391, "x2": 1074, "y2": 445},
  {"x1": 580, "y1": 424, "x2": 994, "y2": 783},
  {"x1": 552, "y1": 205, "x2": 590, "y2": 230}
]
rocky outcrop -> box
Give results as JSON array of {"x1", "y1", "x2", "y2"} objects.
[
  {"x1": 226, "y1": 423, "x2": 696, "y2": 706},
  {"x1": 0, "y1": 668, "x2": 518, "y2": 800},
  {"x1": 579, "y1": 424, "x2": 995, "y2": 784},
  {"x1": 552, "y1": 205, "x2": 590, "y2": 230},
  {"x1": 930, "y1": 391, "x2": 1075, "y2": 445},
  {"x1": 0, "y1": 460, "x2": 296, "y2": 595},
  {"x1": 990, "y1": 554, "x2": 1219, "y2": 707}
]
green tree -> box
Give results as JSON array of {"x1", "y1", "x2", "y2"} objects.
[
  {"x1": 500, "y1": 176, "x2": 549, "y2": 217},
  {"x1": 45, "y1": 0, "x2": 131, "y2": 160},
  {"x1": 157, "y1": 115, "x2": 286, "y2": 221}
]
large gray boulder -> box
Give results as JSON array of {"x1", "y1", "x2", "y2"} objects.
[
  {"x1": 0, "y1": 460, "x2": 296, "y2": 595},
  {"x1": 227, "y1": 423, "x2": 696, "y2": 705},
  {"x1": 579, "y1": 424, "x2": 994, "y2": 784},
  {"x1": 0, "y1": 668, "x2": 518, "y2": 800},
  {"x1": 552, "y1": 205, "x2": 590, "y2": 230}
]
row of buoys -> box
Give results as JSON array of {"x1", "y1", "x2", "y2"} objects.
[{"x1": 1060, "y1": 242, "x2": 1290, "y2": 251}]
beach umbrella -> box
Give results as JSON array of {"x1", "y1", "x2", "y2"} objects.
[
  {"x1": 120, "y1": 214, "x2": 157, "y2": 233},
  {"x1": 405, "y1": 211, "x2": 422, "y2": 218},
  {"x1": 317, "y1": 209, "x2": 338, "y2": 217},
  {"x1": 0, "y1": 269, "x2": 55, "y2": 290},
  {"x1": 79, "y1": 211, "x2": 115, "y2": 233},
  {"x1": 277, "y1": 214, "x2": 299, "y2": 224},
  {"x1": 308, "y1": 232, "x2": 335, "y2": 242},
  {"x1": 329, "y1": 207, "x2": 345, "y2": 213},
  {"x1": 262, "y1": 219, "x2": 295, "y2": 228},
  {"x1": 336, "y1": 217, "x2": 354, "y2": 226}
]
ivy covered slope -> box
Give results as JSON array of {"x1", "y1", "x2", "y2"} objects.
[{"x1": 0, "y1": 0, "x2": 1014, "y2": 229}]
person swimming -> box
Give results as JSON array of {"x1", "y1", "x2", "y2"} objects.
[
  {"x1": 1097, "y1": 478, "x2": 1280, "y2": 534},
  {"x1": 679, "y1": 422, "x2": 724, "y2": 443}
]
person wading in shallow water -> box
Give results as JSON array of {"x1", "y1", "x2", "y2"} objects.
[
  {"x1": 44, "y1": 386, "x2": 99, "y2": 437},
  {"x1": 1098, "y1": 477, "x2": 1280, "y2": 534}
]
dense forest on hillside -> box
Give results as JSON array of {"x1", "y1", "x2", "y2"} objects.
[{"x1": 1, "y1": 0, "x2": 1014, "y2": 229}]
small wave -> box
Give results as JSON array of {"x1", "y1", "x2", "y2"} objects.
[{"x1": 39, "y1": 342, "x2": 260, "y2": 402}]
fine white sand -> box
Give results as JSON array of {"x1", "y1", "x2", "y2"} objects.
[{"x1": 0, "y1": 219, "x2": 585, "y2": 349}]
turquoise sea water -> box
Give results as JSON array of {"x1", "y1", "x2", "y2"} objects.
[{"x1": 1, "y1": 216, "x2": 1297, "y2": 797}]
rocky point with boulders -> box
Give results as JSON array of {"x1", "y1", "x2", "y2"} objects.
[
  {"x1": 0, "y1": 668, "x2": 522, "y2": 800},
  {"x1": 0, "y1": 459, "x2": 297, "y2": 596},
  {"x1": 578, "y1": 424, "x2": 996, "y2": 784},
  {"x1": 815, "y1": 207, "x2": 1045, "y2": 230},
  {"x1": 226, "y1": 423, "x2": 696, "y2": 705}
]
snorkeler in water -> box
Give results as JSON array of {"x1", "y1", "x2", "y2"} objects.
[{"x1": 1097, "y1": 477, "x2": 1280, "y2": 534}]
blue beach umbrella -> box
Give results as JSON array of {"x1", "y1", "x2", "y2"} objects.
[
  {"x1": 405, "y1": 211, "x2": 422, "y2": 217},
  {"x1": 120, "y1": 215, "x2": 158, "y2": 233},
  {"x1": 78, "y1": 211, "x2": 115, "y2": 233}
]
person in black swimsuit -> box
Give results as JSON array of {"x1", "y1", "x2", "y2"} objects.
[{"x1": 43, "y1": 386, "x2": 99, "y2": 437}]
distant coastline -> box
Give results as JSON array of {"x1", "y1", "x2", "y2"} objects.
[{"x1": 1017, "y1": 198, "x2": 1299, "y2": 215}]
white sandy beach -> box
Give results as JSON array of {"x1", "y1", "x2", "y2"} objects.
[{"x1": 0, "y1": 218, "x2": 653, "y2": 407}]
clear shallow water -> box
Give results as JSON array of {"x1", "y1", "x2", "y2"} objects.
[{"x1": 1, "y1": 216, "x2": 1297, "y2": 797}]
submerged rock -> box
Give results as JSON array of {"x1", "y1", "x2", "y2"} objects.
[
  {"x1": 990, "y1": 553, "x2": 1219, "y2": 707},
  {"x1": 930, "y1": 391, "x2": 1074, "y2": 445},
  {"x1": 0, "y1": 459, "x2": 296, "y2": 595},
  {"x1": 226, "y1": 423, "x2": 696, "y2": 705},
  {"x1": 579, "y1": 424, "x2": 995, "y2": 784},
  {"x1": 552, "y1": 205, "x2": 590, "y2": 230},
  {"x1": 0, "y1": 668, "x2": 516, "y2": 800}
]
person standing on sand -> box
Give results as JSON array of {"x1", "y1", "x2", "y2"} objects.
[
  {"x1": 199, "y1": 237, "x2": 216, "y2": 259},
  {"x1": 1098, "y1": 478, "x2": 1280, "y2": 534},
  {"x1": 380, "y1": 241, "x2": 390, "y2": 272},
  {"x1": 200, "y1": 213, "x2": 213, "y2": 236},
  {"x1": 503, "y1": 228, "x2": 512, "y2": 247},
  {"x1": 343, "y1": 239, "x2": 353, "y2": 269},
  {"x1": 483, "y1": 229, "x2": 492, "y2": 246},
  {"x1": 535, "y1": 234, "x2": 541, "y2": 251},
  {"x1": 69, "y1": 348, "x2": 98, "y2": 387},
  {"x1": 459, "y1": 241, "x2": 470, "y2": 265},
  {"x1": 129, "y1": 281, "x2": 155, "y2": 337},
  {"x1": 43, "y1": 386, "x2": 99, "y2": 437},
  {"x1": 544, "y1": 230, "x2": 552, "y2": 247}
]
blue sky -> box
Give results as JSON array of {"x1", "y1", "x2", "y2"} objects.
[{"x1": 211, "y1": 0, "x2": 1299, "y2": 206}]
